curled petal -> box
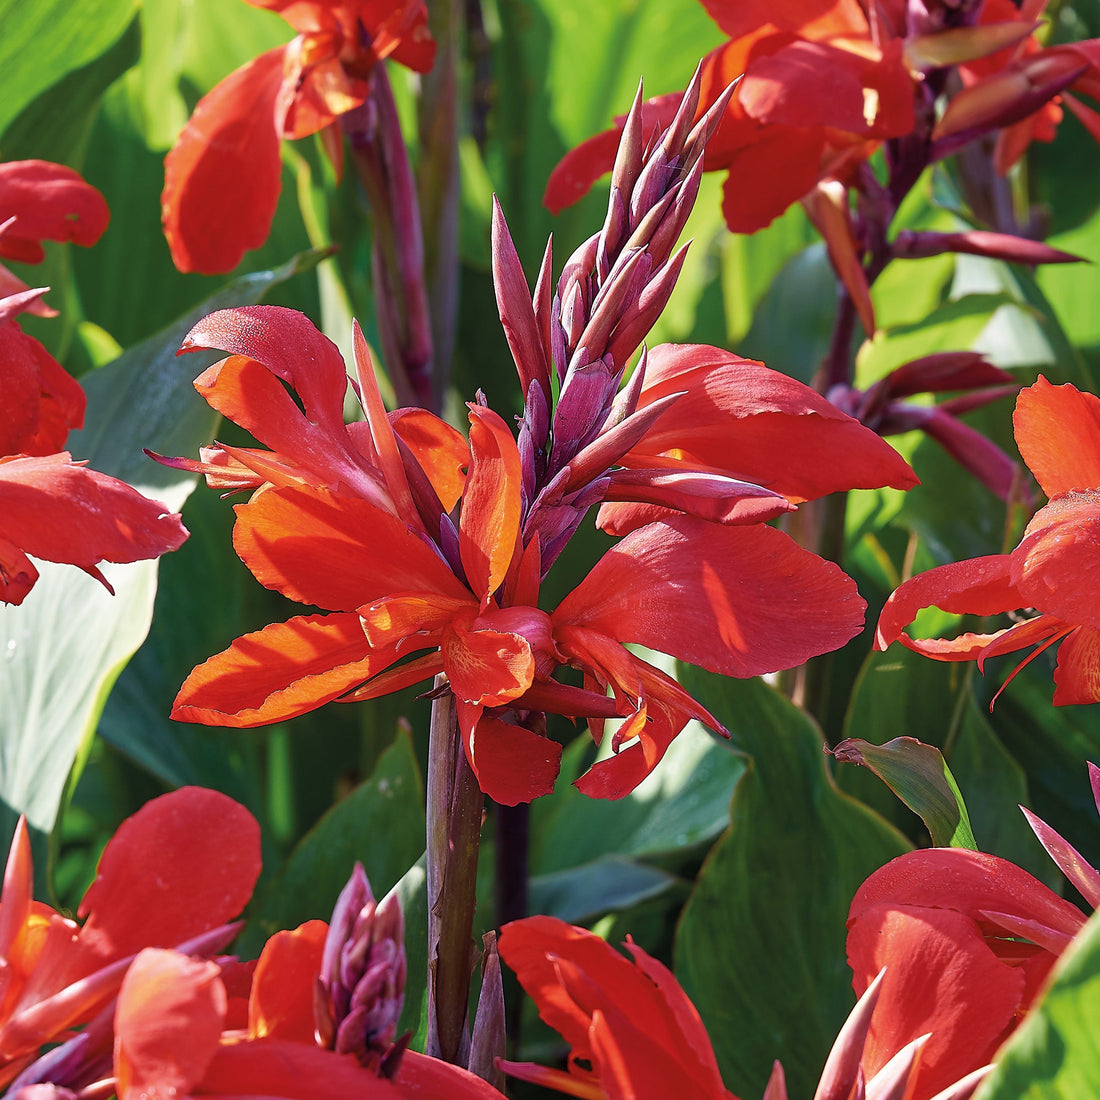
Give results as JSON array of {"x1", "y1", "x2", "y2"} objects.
[
  {"x1": 0, "y1": 454, "x2": 186, "y2": 605},
  {"x1": 875, "y1": 555, "x2": 1019, "y2": 652},
  {"x1": 0, "y1": 161, "x2": 109, "y2": 264}
]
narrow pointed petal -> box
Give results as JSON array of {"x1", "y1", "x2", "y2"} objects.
[
  {"x1": 460, "y1": 406, "x2": 523, "y2": 605},
  {"x1": 892, "y1": 229, "x2": 1082, "y2": 265},
  {"x1": 0, "y1": 819, "x2": 33, "y2": 962},
  {"x1": 172, "y1": 612, "x2": 394, "y2": 727},
  {"x1": 814, "y1": 969, "x2": 886, "y2": 1100},
  {"x1": 162, "y1": 48, "x2": 286, "y2": 274}
]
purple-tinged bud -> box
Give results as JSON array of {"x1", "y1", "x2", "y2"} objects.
[
  {"x1": 518, "y1": 378, "x2": 551, "y2": 508},
  {"x1": 606, "y1": 83, "x2": 647, "y2": 237},
  {"x1": 533, "y1": 236, "x2": 555, "y2": 377},
  {"x1": 316, "y1": 863, "x2": 407, "y2": 1069},
  {"x1": 550, "y1": 353, "x2": 619, "y2": 470},
  {"x1": 892, "y1": 228, "x2": 1083, "y2": 265},
  {"x1": 467, "y1": 933, "x2": 506, "y2": 1089},
  {"x1": 604, "y1": 244, "x2": 690, "y2": 368},
  {"x1": 636, "y1": 157, "x2": 704, "y2": 271},
  {"x1": 492, "y1": 198, "x2": 551, "y2": 403},
  {"x1": 814, "y1": 969, "x2": 884, "y2": 1100},
  {"x1": 571, "y1": 248, "x2": 653, "y2": 370}
]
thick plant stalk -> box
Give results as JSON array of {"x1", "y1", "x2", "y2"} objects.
[
  {"x1": 343, "y1": 66, "x2": 436, "y2": 411},
  {"x1": 425, "y1": 681, "x2": 484, "y2": 1065}
]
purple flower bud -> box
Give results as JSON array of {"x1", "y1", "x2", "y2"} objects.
[{"x1": 316, "y1": 863, "x2": 407, "y2": 1069}]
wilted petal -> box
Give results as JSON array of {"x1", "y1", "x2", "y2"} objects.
[{"x1": 0, "y1": 161, "x2": 109, "y2": 264}]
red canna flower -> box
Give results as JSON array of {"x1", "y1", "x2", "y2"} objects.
[
  {"x1": 846, "y1": 764, "x2": 1100, "y2": 1100},
  {"x1": 546, "y1": 0, "x2": 917, "y2": 234},
  {"x1": 112, "y1": 925, "x2": 504, "y2": 1099},
  {"x1": 876, "y1": 375, "x2": 1100, "y2": 704},
  {"x1": 498, "y1": 915, "x2": 737, "y2": 1099},
  {"x1": 498, "y1": 917, "x2": 990, "y2": 1100},
  {"x1": 162, "y1": 0, "x2": 435, "y2": 274},
  {"x1": 0, "y1": 788, "x2": 261, "y2": 1090},
  {"x1": 0, "y1": 164, "x2": 186, "y2": 605},
  {"x1": 166, "y1": 305, "x2": 875, "y2": 803}
]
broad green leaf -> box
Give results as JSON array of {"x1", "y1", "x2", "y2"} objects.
[
  {"x1": 839, "y1": 647, "x2": 1056, "y2": 882},
  {"x1": 974, "y1": 907, "x2": 1100, "y2": 1099},
  {"x1": 529, "y1": 857, "x2": 675, "y2": 925},
  {"x1": 0, "y1": 15, "x2": 140, "y2": 166},
  {"x1": 0, "y1": 0, "x2": 137, "y2": 142},
  {"x1": 240, "y1": 730, "x2": 426, "y2": 954},
  {"x1": 0, "y1": 252, "x2": 323, "y2": 871},
  {"x1": 674, "y1": 672, "x2": 909, "y2": 1100},
  {"x1": 832, "y1": 736, "x2": 977, "y2": 849}
]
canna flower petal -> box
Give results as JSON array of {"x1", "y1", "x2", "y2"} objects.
[
  {"x1": 612, "y1": 345, "x2": 917, "y2": 507},
  {"x1": 498, "y1": 915, "x2": 734, "y2": 1099},
  {"x1": 249, "y1": 921, "x2": 328, "y2": 1043},
  {"x1": 0, "y1": 161, "x2": 109, "y2": 265},
  {"x1": 172, "y1": 612, "x2": 394, "y2": 727},
  {"x1": 230, "y1": 484, "x2": 469, "y2": 611},
  {"x1": 464, "y1": 711, "x2": 563, "y2": 807},
  {"x1": 161, "y1": 48, "x2": 285, "y2": 274},
  {"x1": 1012, "y1": 375, "x2": 1100, "y2": 498},
  {"x1": 555, "y1": 516, "x2": 867, "y2": 680},
  {"x1": 0, "y1": 320, "x2": 85, "y2": 457},
  {"x1": 115, "y1": 950, "x2": 226, "y2": 1100},
  {"x1": 0, "y1": 453, "x2": 187, "y2": 605},
  {"x1": 1052, "y1": 625, "x2": 1100, "y2": 704},
  {"x1": 460, "y1": 406, "x2": 523, "y2": 606}
]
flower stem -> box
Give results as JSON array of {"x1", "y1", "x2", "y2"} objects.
[{"x1": 426, "y1": 680, "x2": 484, "y2": 1065}]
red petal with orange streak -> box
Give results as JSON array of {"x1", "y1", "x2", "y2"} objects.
[
  {"x1": 114, "y1": 949, "x2": 226, "y2": 1100},
  {"x1": 0, "y1": 160, "x2": 109, "y2": 264},
  {"x1": 875, "y1": 555, "x2": 1019, "y2": 651},
  {"x1": 554, "y1": 517, "x2": 866, "y2": 679},
  {"x1": 1012, "y1": 376, "x2": 1100, "y2": 498},
  {"x1": 172, "y1": 612, "x2": 396, "y2": 727},
  {"x1": 624, "y1": 345, "x2": 917, "y2": 501},
  {"x1": 232, "y1": 484, "x2": 470, "y2": 611},
  {"x1": 74, "y1": 788, "x2": 261, "y2": 969},
  {"x1": 1053, "y1": 626, "x2": 1100, "y2": 704},
  {"x1": 390, "y1": 408, "x2": 469, "y2": 511},
  {"x1": 460, "y1": 406, "x2": 523, "y2": 605},
  {"x1": 249, "y1": 921, "x2": 328, "y2": 1041},
  {"x1": 845, "y1": 904, "x2": 1023, "y2": 1100},
  {"x1": 442, "y1": 621, "x2": 535, "y2": 707},
  {"x1": 162, "y1": 49, "x2": 285, "y2": 274},
  {"x1": 466, "y1": 713, "x2": 562, "y2": 805}
]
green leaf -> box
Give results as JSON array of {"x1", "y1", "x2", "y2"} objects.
[
  {"x1": 529, "y1": 857, "x2": 675, "y2": 926},
  {"x1": 832, "y1": 736, "x2": 977, "y2": 849},
  {"x1": 974, "y1": 908, "x2": 1100, "y2": 1099},
  {"x1": 0, "y1": 0, "x2": 137, "y2": 142},
  {"x1": 240, "y1": 729, "x2": 426, "y2": 954},
  {"x1": 0, "y1": 252, "x2": 323, "y2": 871},
  {"x1": 674, "y1": 672, "x2": 909, "y2": 1100}
]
